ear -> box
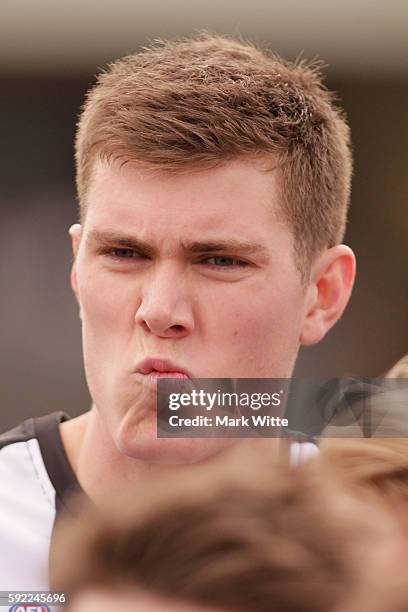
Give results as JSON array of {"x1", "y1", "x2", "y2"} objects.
[
  {"x1": 69, "y1": 224, "x2": 82, "y2": 306},
  {"x1": 300, "y1": 245, "x2": 356, "y2": 346}
]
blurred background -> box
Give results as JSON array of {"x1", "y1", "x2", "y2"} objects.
[{"x1": 1, "y1": 0, "x2": 407, "y2": 430}]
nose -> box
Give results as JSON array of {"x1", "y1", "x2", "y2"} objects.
[{"x1": 135, "y1": 264, "x2": 194, "y2": 339}]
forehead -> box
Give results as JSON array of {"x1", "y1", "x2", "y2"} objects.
[
  {"x1": 84, "y1": 158, "x2": 288, "y2": 248},
  {"x1": 71, "y1": 588, "x2": 221, "y2": 612}
]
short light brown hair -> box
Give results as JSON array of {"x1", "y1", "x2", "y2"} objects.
[
  {"x1": 75, "y1": 33, "x2": 352, "y2": 273},
  {"x1": 320, "y1": 438, "x2": 408, "y2": 512},
  {"x1": 52, "y1": 457, "x2": 364, "y2": 612}
]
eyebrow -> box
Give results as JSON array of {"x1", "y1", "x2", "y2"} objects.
[
  {"x1": 184, "y1": 239, "x2": 269, "y2": 259},
  {"x1": 86, "y1": 230, "x2": 269, "y2": 259},
  {"x1": 86, "y1": 230, "x2": 156, "y2": 257}
]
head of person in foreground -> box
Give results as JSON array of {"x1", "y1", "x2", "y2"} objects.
[{"x1": 51, "y1": 450, "x2": 404, "y2": 612}]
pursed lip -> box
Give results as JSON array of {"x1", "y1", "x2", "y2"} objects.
[{"x1": 136, "y1": 357, "x2": 192, "y2": 378}]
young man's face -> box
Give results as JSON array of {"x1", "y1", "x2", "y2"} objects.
[{"x1": 71, "y1": 159, "x2": 312, "y2": 463}]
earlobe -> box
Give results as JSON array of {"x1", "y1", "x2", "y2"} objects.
[
  {"x1": 69, "y1": 224, "x2": 82, "y2": 317},
  {"x1": 70, "y1": 260, "x2": 83, "y2": 321},
  {"x1": 300, "y1": 245, "x2": 356, "y2": 346},
  {"x1": 70, "y1": 262, "x2": 79, "y2": 300}
]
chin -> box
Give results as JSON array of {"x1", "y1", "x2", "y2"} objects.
[
  {"x1": 116, "y1": 426, "x2": 236, "y2": 465},
  {"x1": 113, "y1": 399, "x2": 238, "y2": 464}
]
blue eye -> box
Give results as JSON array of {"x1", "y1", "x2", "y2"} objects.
[
  {"x1": 113, "y1": 248, "x2": 138, "y2": 258},
  {"x1": 205, "y1": 256, "x2": 247, "y2": 267}
]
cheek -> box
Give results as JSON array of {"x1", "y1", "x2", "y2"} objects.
[
  {"x1": 76, "y1": 270, "x2": 142, "y2": 416},
  {"x1": 79, "y1": 269, "x2": 134, "y2": 326},
  {"x1": 78, "y1": 268, "x2": 138, "y2": 359},
  {"x1": 214, "y1": 288, "x2": 302, "y2": 341},
  {"x1": 206, "y1": 284, "x2": 304, "y2": 375}
]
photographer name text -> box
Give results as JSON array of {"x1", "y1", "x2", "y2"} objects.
[{"x1": 168, "y1": 415, "x2": 288, "y2": 428}]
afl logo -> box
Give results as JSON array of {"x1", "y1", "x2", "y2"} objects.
[{"x1": 9, "y1": 607, "x2": 51, "y2": 612}]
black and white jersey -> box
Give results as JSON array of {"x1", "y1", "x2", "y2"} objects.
[{"x1": 0, "y1": 412, "x2": 81, "y2": 592}]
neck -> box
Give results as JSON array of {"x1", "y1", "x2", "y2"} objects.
[
  {"x1": 60, "y1": 408, "x2": 185, "y2": 505},
  {"x1": 60, "y1": 407, "x2": 282, "y2": 505}
]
